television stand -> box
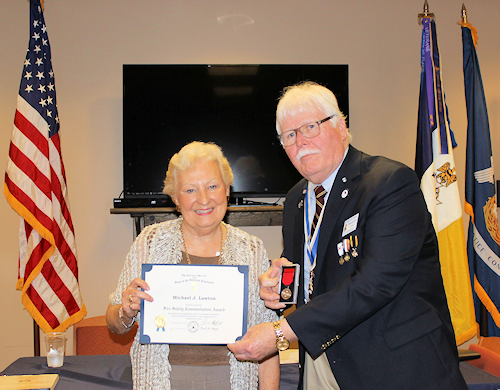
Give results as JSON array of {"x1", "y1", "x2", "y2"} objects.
[{"x1": 110, "y1": 205, "x2": 283, "y2": 236}]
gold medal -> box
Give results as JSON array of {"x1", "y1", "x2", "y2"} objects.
[
  {"x1": 351, "y1": 235, "x2": 359, "y2": 257},
  {"x1": 281, "y1": 287, "x2": 292, "y2": 300},
  {"x1": 344, "y1": 253, "x2": 350, "y2": 262},
  {"x1": 280, "y1": 266, "x2": 296, "y2": 302}
]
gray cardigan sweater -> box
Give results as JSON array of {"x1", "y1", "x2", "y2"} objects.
[{"x1": 110, "y1": 218, "x2": 277, "y2": 389}]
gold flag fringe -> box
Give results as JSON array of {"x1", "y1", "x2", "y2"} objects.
[{"x1": 461, "y1": 21, "x2": 479, "y2": 49}]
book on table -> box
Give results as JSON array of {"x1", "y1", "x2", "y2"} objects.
[{"x1": 0, "y1": 373, "x2": 59, "y2": 389}]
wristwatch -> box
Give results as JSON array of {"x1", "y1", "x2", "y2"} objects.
[{"x1": 273, "y1": 320, "x2": 290, "y2": 351}]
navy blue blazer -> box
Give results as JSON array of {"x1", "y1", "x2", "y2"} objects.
[{"x1": 284, "y1": 147, "x2": 467, "y2": 390}]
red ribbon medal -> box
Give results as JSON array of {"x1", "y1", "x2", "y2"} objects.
[
  {"x1": 282, "y1": 268, "x2": 295, "y2": 286},
  {"x1": 281, "y1": 267, "x2": 295, "y2": 300}
]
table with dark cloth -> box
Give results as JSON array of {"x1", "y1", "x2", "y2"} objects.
[
  {"x1": 1, "y1": 355, "x2": 131, "y2": 390},
  {"x1": 1, "y1": 355, "x2": 500, "y2": 389}
]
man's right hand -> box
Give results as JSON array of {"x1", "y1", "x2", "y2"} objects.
[{"x1": 259, "y1": 257, "x2": 294, "y2": 310}]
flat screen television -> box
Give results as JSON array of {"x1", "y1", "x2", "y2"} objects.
[{"x1": 119, "y1": 64, "x2": 348, "y2": 208}]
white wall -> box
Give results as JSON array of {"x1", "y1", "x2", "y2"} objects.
[{"x1": 1, "y1": 0, "x2": 499, "y2": 371}]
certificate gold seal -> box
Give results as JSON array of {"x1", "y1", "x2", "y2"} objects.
[
  {"x1": 155, "y1": 315, "x2": 166, "y2": 331},
  {"x1": 281, "y1": 287, "x2": 292, "y2": 300}
]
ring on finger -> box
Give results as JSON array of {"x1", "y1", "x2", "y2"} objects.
[{"x1": 129, "y1": 294, "x2": 133, "y2": 304}]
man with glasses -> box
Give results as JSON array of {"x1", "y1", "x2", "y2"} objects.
[{"x1": 229, "y1": 81, "x2": 467, "y2": 389}]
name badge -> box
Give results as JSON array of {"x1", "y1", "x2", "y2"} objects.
[{"x1": 342, "y1": 213, "x2": 359, "y2": 237}]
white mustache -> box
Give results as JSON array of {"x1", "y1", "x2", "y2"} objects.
[{"x1": 296, "y1": 148, "x2": 320, "y2": 161}]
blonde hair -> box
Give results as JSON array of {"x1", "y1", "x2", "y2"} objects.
[{"x1": 163, "y1": 141, "x2": 233, "y2": 197}]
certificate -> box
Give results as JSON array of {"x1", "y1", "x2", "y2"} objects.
[{"x1": 139, "y1": 264, "x2": 248, "y2": 344}]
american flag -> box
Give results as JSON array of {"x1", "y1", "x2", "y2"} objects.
[{"x1": 4, "y1": 0, "x2": 86, "y2": 333}]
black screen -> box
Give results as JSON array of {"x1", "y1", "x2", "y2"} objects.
[{"x1": 122, "y1": 64, "x2": 348, "y2": 206}]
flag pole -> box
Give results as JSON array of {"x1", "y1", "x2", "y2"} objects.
[
  {"x1": 34, "y1": 320, "x2": 40, "y2": 356},
  {"x1": 35, "y1": 0, "x2": 43, "y2": 356},
  {"x1": 461, "y1": 3, "x2": 490, "y2": 337}
]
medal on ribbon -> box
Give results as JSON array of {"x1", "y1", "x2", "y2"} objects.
[
  {"x1": 338, "y1": 242, "x2": 345, "y2": 264},
  {"x1": 281, "y1": 267, "x2": 295, "y2": 300},
  {"x1": 352, "y1": 235, "x2": 359, "y2": 257},
  {"x1": 343, "y1": 238, "x2": 350, "y2": 262}
]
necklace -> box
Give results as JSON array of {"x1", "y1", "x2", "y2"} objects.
[{"x1": 180, "y1": 222, "x2": 224, "y2": 265}]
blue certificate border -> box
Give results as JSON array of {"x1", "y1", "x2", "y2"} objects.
[{"x1": 139, "y1": 264, "x2": 249, "y2": 344}]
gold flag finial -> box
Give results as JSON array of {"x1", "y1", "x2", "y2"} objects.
[
  {"x1": 418, "y1": 0, "x2": 435, "y2": 25},
  {"x1": 461, "y1": 3, "x2": 467, "y2": 24},
  {"x1": 460, "y1": 3, "x2": 478, "y2": 49}
]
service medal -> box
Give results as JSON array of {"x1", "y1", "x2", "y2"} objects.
[
  {"x1": 337, "y1": 242, "x2": 344, "y2": 256},
  {"x1": 281, "y1": 287, "x2": 292, "y2": 300},
  {"x1": 351, "y1": 235, "x2": 359, "y2": 257},
  {"x1": 280, "y1": 267, "x2": 296, "y2": 301}
]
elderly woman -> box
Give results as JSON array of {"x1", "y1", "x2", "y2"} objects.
[{"x1": 106, "y1": 141, "x2": 279, "y2": 390}]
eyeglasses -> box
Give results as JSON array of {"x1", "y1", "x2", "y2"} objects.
[{"x1": 277, "y1": 115, "x2": 335, "y2": 147}]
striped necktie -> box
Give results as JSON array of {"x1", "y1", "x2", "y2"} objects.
[
  {"x1": 311, "y1": 185, "x2": 327, "y2": 238},
  {"x1": 309, "y1": 185, "x2": 327, "y2": 300}
]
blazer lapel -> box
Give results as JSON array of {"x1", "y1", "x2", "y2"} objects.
[{"x1": 314, "y1": 147, "x2": 362, "y2": 277}]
